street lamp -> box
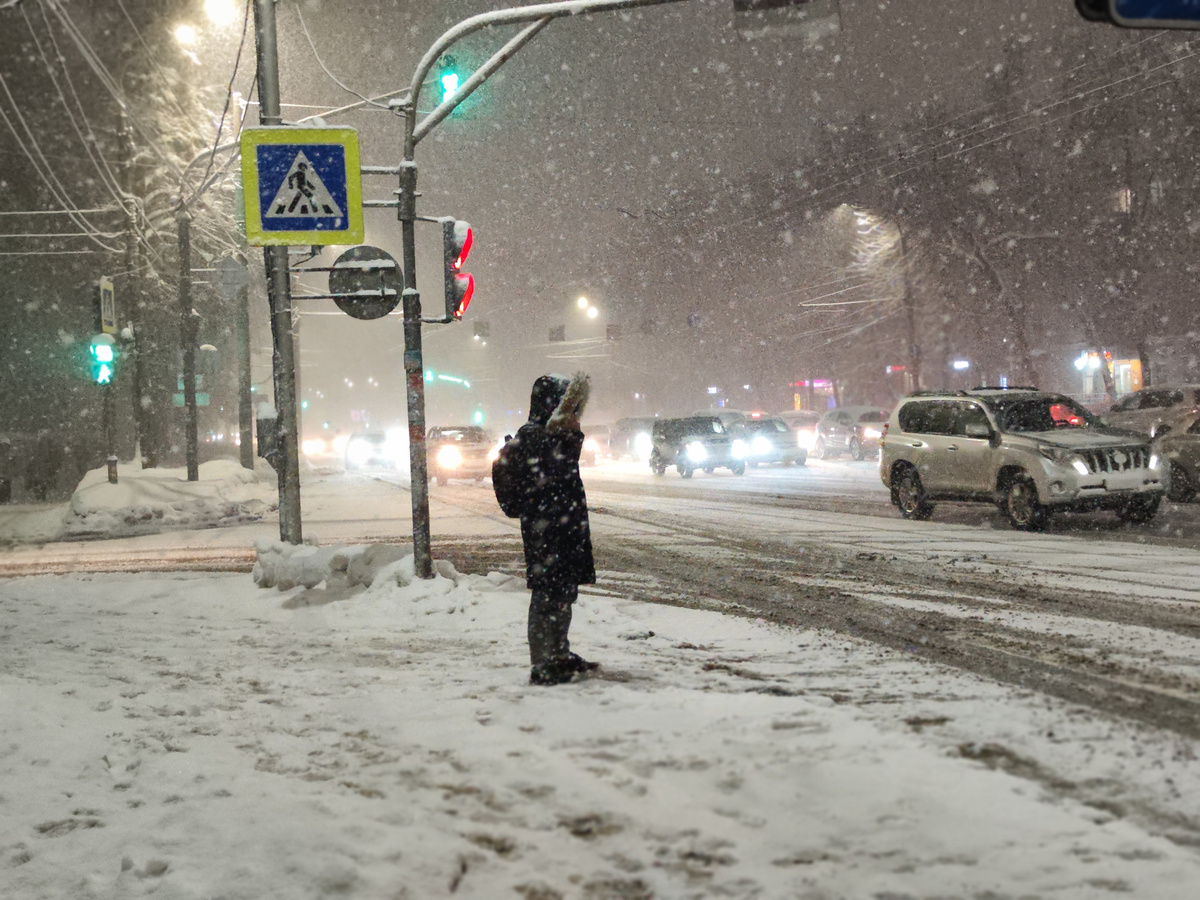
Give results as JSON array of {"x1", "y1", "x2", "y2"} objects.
[
  {"x1": 577, "y1": 296, "x2": 589, "y2": 310},
  {"x1": 586, "y1": 305, "x2": 599, "y2": 320},
  {"x1": 173, "y1": 23, "x2": 199, "y2": 45},
  {"x1": 204, "y1": 0, "x2": 240, "y2": 27}
]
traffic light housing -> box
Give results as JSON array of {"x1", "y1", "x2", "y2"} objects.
[
  {"x1": 442, "y1": 219, "x2": 474, "y2": 320},
  {"x1": 89, "y1": 333, "x2": 117, "y2": 385},
  {"x1": 438, "y1": 56, "x2": 462, "y2": 104}
]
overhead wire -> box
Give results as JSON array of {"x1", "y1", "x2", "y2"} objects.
[
  {"x1": 23, "y1": 2, "x2": 127, "y2": 210},
  {"x1": 0, "y1": 72, "x2": 121, "y2": 251},
  {"x1": 193, "y1": 0, "x2": 252, "y2": 206},
  {"x1": 294, "y1": 5, "x2": 395, "y2": 111},
  {"x1": 614, "y1": 38, "x2": 1200, "y2": 277}
]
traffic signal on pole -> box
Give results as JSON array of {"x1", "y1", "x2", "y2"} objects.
[
  {"x1": 89, "y1": 333, "x2": 117, "y2": 385},
  {"x1": 442, "y1": 219, "x2": 474, "y2": 320}
]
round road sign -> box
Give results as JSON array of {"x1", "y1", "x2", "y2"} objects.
[{"x1": 328, "y1": 246, "x2": 402, "y2": 320}]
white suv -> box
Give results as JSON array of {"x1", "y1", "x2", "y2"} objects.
[{"x1": 879, "y1": 389, "x2": 1165, "y2": 530}]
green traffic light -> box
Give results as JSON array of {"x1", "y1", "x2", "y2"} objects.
[
  {"x1": 89, "y1": 335, "x2": 117, "y2": 385},
  {"x1": 440, "y1": 71, "x2": 459, "y2": 103}
]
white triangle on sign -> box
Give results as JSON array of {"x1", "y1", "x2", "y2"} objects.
[{"x1": 264, "y1": 151, "x2": 343, "y2": 219}]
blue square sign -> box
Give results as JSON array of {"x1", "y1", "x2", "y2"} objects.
[{"x1": 240, "y1": 127, "x2": 364, "y2": 246}]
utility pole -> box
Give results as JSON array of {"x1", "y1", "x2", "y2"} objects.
[
  {"x1": 176, "y1": 210, "x2": 200, "y2": 481},
  {"x1": 237, "y1": 276, "x2": 254, "y2": 469},
  {"x1": 119, "y1": 108, "x2": 154, "y2": 467},
  {"x1": 253, "y1": 0, "x2": 302, "y2": 544},
  {"x1": 895, "y1": 227, "x2": 922, "y2": 393}
]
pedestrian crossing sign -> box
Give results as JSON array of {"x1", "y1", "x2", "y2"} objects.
[{"x1": 240, "y1": 126, "x2": 364, "y2": 246}]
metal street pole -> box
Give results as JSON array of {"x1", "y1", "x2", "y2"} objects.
[
  {"x1": 237, "y1": 280, "x2": 254, "y2": 469},
  {"x1": 253, "y1": 0, "x2": 302, "y2": 544},
  {"x1": 398, "y1": 0, "x2": 695, "y2": 579},
  {"x1": 176, "y1": 210, "x2": 200, "y2": 481}
]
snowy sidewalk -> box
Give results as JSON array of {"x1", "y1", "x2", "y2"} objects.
[{"x1": 2, "y1": 547, "x2": 1198, "y2": 899}]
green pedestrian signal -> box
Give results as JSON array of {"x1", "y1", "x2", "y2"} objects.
[
  {"x1": 89, "y1": 334, "x2": 117, "y2": 385},
  {"x1": 440, "y1": 71, "x2": 460, "y2": 103}
]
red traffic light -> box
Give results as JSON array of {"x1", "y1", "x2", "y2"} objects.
[{"x1": 443, "y1": 219, "x2": 474, "y2": 320}]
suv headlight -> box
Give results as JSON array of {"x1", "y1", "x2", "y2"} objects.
[
  {"x1": 436, "y1": 445, "x2": 463, "y2": 469},
  {"x1": 1039, "y1": 446, "x2": 1087, "y2": 474},
  {"x1": 750, "y1": 435, "x2": 770, "y2": 455},
  {"x1": 686, "y1": 441, "x2": 708, "y2": 463}
]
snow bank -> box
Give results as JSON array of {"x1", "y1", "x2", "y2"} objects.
[{"x1": 63, "y1": 459, "x2": 278, "y2": 539}]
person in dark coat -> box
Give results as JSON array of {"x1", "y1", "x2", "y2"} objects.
[{"x1": 518, "y1": 372, "x2": 599, "y2": 685}]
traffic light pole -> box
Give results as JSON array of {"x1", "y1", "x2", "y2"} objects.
[
  {"x1": 398, "y1": 0, "x2": 694, "y2": 578},
  {"x1": 253, "y1": 0, "x2": 302, "y2": 544}
]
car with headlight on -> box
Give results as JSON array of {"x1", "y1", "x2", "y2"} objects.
[
  {"x1": 427, "y1": 426, "x2": 495, "y2": 486},
  {"x1": 610, "y1": 417, "x2": 657, "y2": 461},
  {"x1": 738, "y1": 416, "x2": 807, "y2": 467},
  {"x1": 344, "y1": 430, "x2": 399, "y2": 471},
  {"x1": 580, "y1": 430, "x2": 605, "y2": 466},
  {"x1": 778, "y1": 410, "x2": 822, "y2": 454},
  {"x1": 649, "y1": 416, "x2": 746, "y2": 477},
  {"x1": 1143, "y1": 407, "x2": 1200, "y2": 503},
  {"x1": 813, "y1": 406, "x2": 889, "y2": 460},
  {"x1": 880, "y1": 388, "x2": 1165, "y2": 530}
]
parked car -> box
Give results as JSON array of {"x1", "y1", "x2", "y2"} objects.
[
  {"x1": 777, "y1": 410, "x2": 822, "y2": 454},
  {"x1": 738, "y1": 416, "x2": 807, "y2": 467},
  {"x1": 1100, "y1": 384, "x2": 1200, "y2": 437},
  {"x1": 344, "y1": 430, "x2": 398, "y2": 471},
  {"x1": 813, "y1": 406, "x2": 889, "y2": 460},
  {"x1": 609, "y1": 417, "x2": 657, "y2": 461},
  {"x1": 649, "y1": 416, "x2": 746, "y2": 477},
  {"x1": 879, "y1": 388, "x2": 1165, "y2": 530},
  {"x1": 427, "y1": 425, "x2": 495, "y2": 485}
]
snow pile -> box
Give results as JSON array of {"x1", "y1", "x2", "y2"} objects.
[
  {"x1": 253, "y1": 539, "x2": 526, "y2": 605},
  {"x1": 62, "y1": 459, "x2": 277, "y2": 539}
]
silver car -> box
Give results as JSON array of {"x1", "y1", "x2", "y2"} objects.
[
  {"x1": 1148, "y1": 408, "x2": 1200, "y2": 503},
  {"x1": 880, "y1": 389, "x2": 1165, "y2": 530},
  {"x1": 1101, "y1": 384, "x2": 1200, "y2": 436}
]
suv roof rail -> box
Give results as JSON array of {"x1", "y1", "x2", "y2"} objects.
[
  {"x1": 905, "y1": 390, "x2": 969, "y2": 398},
  {"x1": 970, "y1": 385, "x2": 1040, "y2": 392}
]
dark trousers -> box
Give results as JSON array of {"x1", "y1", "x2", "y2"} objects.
[{"x1": 528, "y1": 584, "x2": 578, "y2": 669}]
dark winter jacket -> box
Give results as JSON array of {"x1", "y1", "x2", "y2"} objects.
[{"x1": 518, "y1": 375, "x2": 596, "y2": 592}]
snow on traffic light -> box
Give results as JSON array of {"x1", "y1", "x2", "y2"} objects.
[{"x1": 442, "y1": 219, "x2": 474, "y2": 320}]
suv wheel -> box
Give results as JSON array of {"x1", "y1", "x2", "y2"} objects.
[
  {"x1": 650, "y1": 451, "x2": 666, "y2": 476},
  {"x1": 1117, "y1": 495, "x2": 1161, "y2": 524},
  {"x1": 849, "y1": 437, "x2": 864, "y2": 461},
  {"x1": 1168, "y1": 461, "x2": 1196, "y2": 503},
  {"x1": 812, "y1": 437, "x2": 827, "y2": 460},
  {"x1": 678, "y1": 465, "x2": 693, "y2": 478},
  {"x1": 731, "y1": 462, "x2": 746, "y2": 476},
  {"x1": 703, "y1": 466, "x2": 715, "y2": 475},
  {"x1": 894, "y1": 468, "x2": 933, "y2": 520},
  {"x1": 1004, "y1": 476, "x2": 1049, "y2": 531}
]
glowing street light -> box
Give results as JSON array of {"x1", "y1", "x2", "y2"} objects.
[
  {"x1": 173, "y1": 23, "x2": 199, "y2": 45},
  {"x1": 586, "y1": 306, "x2": 599, "y2": 320},
  {"x1": 204, "y1": 0, "x2": 240, "y2": 27},
  {"x1": 577, "y1": 296, "x2": 589, "y2": 309}
]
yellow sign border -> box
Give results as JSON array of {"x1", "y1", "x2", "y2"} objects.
[{"x1": 240, "y1": 126, "x2": 364, "y2": 247}]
